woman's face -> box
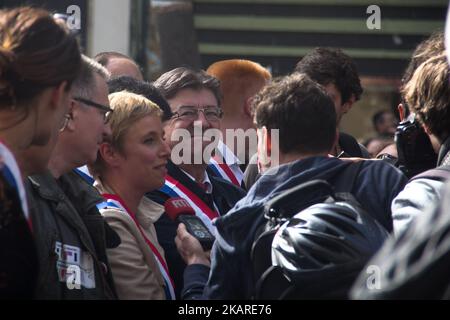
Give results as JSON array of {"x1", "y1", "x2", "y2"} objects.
[{"x1": 117, "y1": 115, "x2": 170, "y2": 192}]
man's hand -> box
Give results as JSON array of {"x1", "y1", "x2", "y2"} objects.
[{"x1": 175, "y1": 223, "x2": 211, "y2": 267}]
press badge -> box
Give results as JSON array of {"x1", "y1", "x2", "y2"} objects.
[{"x1": 55, "y1": 241, "x2": 96, "y2": 289}]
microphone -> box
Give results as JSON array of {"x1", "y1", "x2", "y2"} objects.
[
  {"x1": 164, "y1": 197, "x2": 215, "y2": 250},
  {"x1": 164, "y1": 197, "x2": 195, "y2": 220}
]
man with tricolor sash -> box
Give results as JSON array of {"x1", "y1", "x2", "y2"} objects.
[{"x1": 148, "y1": 67, "x2": 246, "y2": 299}]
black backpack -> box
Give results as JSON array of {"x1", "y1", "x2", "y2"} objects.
[{"x1": 250, "y1": 161, "x2": 383, "y2": 299}]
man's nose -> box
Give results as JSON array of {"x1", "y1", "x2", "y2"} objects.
[{"x1": 196, "y1": 110, "x2": 211, "y2": 128}]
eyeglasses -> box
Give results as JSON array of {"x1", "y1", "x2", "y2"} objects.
[
  {"x1": 73, "y1": 97, "x2": 113, "y2": 123},
  {"x1": 171, "y1": 106, "x2": 223, "y2": 122}
]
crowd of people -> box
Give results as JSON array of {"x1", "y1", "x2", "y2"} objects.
[{"x1": 1, "y1": 6, "x2": 450, "y2": 300}]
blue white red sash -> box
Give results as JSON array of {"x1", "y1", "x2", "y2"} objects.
[
  {"x1": 208, "y1": 140, "x2": 244, "y2": 186},
  {"x1": 97, "y1": 194, "x2": 175, "y2": 300},
  {"x1": 74, "y1": 166, "x2": 95, "y2": 185},
  {"x1": 159, "y1": 175, "x2": 219, "y2": 235},
  {"x1": 0, "y1": 142, "x2": 30, "y2": 229},
  {"x1": 209, "y1": 156, "x2": 241, "y2": 187}
]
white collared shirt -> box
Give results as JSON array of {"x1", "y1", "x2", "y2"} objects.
[
  {"x1": 180, "y1": 168, "x2": 213, "y2": 194},
  {"x1": 180, "y1": 168, "x2": 219, "y2": 213}
]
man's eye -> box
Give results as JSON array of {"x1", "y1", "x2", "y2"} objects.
[
  {"x1": 206, "y1": 111, "x2": 219, "y2": 117},
  {"x1": 145, "y1": 138, "x2": 154, "y2": 144},
  {"x1": 181, "y1": 110, "x2": 196, "y2": 117}
]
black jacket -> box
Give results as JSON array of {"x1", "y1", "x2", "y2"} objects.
[
  {"x1": 437, "y1": 136, "x2": 450, "y2": 167},
  {"x1": 183, "y1": 156, "x2": 407, "y2": 299},
  {"x1": 27, "y1": 170, "x2": 119, "y2": 300},
  {"x1": 243, "y1": 132, "x2": 369, "y2": 190},
  {"x1": 147, "y1": 161, "x2": 246, "y2": 299},
  {"x1": 0, "y1": 173, "x2": 38, "y2": 299}
]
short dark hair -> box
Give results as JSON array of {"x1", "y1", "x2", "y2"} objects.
[
  {"x1": 153, "y1": 67, "x2": 222, "y2": 106},
  {"x1": 254, "y1": 73, "x2": 337, "y2": 154},
  {"x1": 107, "y1": 76, "x2": 173, "y2": 121},
  {"x1": 294, "y1": 48, "x2": 363, "y2": 104}
]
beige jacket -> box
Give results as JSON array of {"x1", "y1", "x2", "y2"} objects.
[{"x1": 94, "y1": 179, "x2": 168, "y2": 300}]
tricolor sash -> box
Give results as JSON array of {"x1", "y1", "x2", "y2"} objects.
[
  {"x1": 159, "y1": 175, "x2": 219, "y2": 235},
  {"x1": 209, "y1": 156, "x2": 241, "y2": 187},
  {"x1": 0, "y1": 142, "x2": 30, "y2": 229},
  {"x1": 97, "y1": 194, "x2": 175, "y2": 300}
]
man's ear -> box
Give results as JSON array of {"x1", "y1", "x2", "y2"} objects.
[
  {"x1": 422, "y1": 123, "x2": 432, "y2": 135},
  {"x1": 257, "y1": 126, "x2": 272, "y2": 172},
  {"x1": 244, "y1": 96, "x2": 253, "y2": 118},
  {"x1": 341, "y1": 94, "x2": 356, "y2": 114},
  {"x1": 330, "y1": 129, "x2": 340, "y2": 155},
  {"x1": 64, "y1": 99, "x2": 77, "y2": 132},
  {"x1": 266, "y1": 128, "x2": 272, "y2": 156}
]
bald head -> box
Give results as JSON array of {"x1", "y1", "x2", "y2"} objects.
[
  {"x1": 94, "y1": 52, "x2": 144, "y2": 80},
  {"x1": 106, "y1": 57, "x2": 143, "y2": 80}
]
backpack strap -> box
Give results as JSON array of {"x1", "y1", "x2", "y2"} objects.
[
  {"x1": 254, "y1": 265, "x2": 292, "y2": 300},
  {"x1": 409, "y1": 164, "x2": 450, "y2": 182}
]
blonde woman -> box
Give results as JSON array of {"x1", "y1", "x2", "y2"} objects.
[{"x1": 92, "y1": 91, "x2": 173, "y2": 299}]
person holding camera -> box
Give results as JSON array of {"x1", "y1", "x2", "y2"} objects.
[{"x1": 391, "y1": 42, "x2": 450, "y2": 235}]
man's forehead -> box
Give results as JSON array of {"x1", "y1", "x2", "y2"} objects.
[
  {"x1": 168, "y1": 88, "x2": 218, "y2": 108},
  {"x1": 107, "y1": 57, "x2": 143, "y2": 80}
]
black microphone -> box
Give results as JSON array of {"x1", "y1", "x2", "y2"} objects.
[{"x1": 164, "y1": 197, "x2": 215, "y2": 250}]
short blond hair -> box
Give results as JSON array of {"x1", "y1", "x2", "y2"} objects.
[{"x1": 91, "y1": 91, "x2": 162, "y2": 176}]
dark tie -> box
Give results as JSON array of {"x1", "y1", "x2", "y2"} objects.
[{"x1": 197, "y1": 182, "x2": 215, "y2": 211}]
